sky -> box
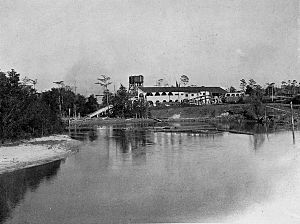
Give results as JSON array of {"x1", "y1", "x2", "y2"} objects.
[{"x1": 0, "y1": 0, "x2": 299, "y2": 95}]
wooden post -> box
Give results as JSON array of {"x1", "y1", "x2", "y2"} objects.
[
  {"x1": 291, "y1": 101, "x2": 295, "y2": 143},
  {"x1": 265, "y1": 107, "x2": 267, "y2": 123},
  {"x1": 68, "y1": 108, "x2": 71, "y2": 133},
  {"x1": 264, "y1": 106, "x2": 269, "y2": 137}
]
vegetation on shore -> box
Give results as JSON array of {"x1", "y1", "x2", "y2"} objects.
[
  {"x1": 1, "y1": 69, "x2": 299, "y2": 142},
  {"x1": 151, "y1": 78, "x2": 300, "y2": 123},
  {"x1": 151, "y1": 102, "x2": 299, "y2": 120},
  {"x1": 0, "y1": 70, "x2": 64, "y2": 143},
  {"x1": 0, "y1": 69, "x2": 100, "y2": 143},
  {"x1": 108, "y1": 85, "x2": 149, "y2": 118},
  {"x1": 0, "y1": 70, "x2": 150, "y2": 143}
]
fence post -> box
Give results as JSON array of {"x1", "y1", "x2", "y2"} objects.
[{"x1": 291, "y1": 101, "x2": 295, "y2": 143}]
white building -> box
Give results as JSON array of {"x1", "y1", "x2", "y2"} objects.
[
  {"x1": 225, "y1": 92, "x2": 245, "y2": 103},
  {"x1": 225, "y1": 92, "x2": 244, "y2": 97},
  {"x1": 137, "y1": 86, "x2": 227, "y2": 106}
]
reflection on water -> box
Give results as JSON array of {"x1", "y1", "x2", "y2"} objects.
[
  {"x1": 1, "y1": 123, "x2": 299, "y2": 223},
  {"x1": 69, "y1": 129, "x2": 98, "y2": 142},
  {"x1": 216, "y1": 122, "x2": 294, "y2": 150},
  {"x1": 112, "y1": 129, "x2": 154, "y2": 153},
  {"x1": 0, "y1": 161, "x2": 61, "y2": 223},
  {"x1": 217, "y1": 121, "x2": 269, "y2": 133},
  {"x1": 249, "y1": 133, "x2": 266, "y2": 150}
]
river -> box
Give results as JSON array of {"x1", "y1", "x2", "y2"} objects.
[{"x1": 0, "y1": 124, "x2": 300, "y2": 223}]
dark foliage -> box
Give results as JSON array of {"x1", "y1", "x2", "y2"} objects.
[
  {"x1": 229, "y1": 86, "x2": 237, "y2": 92},
  {"x1": 84, "y1": 95, "x2": 99, "y2": 115},
  {"x1": 0, "y1": 70, "x2": 64, "y2": 143},
  {"x1": 244, "y1": 81, "x2": 265, "y2": 121},
  {"x1": 101, "y1": 89, "x2": 114, "y2": 106},
  {"x1": 41, "y1": 87, "x2": 98, "y2": 117},
  {"x1": 110, "y1": 85, "x2": 149, "y2": 118}
]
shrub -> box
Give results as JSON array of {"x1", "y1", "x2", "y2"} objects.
[{"x1": 0, "y1": 70, "x2": 64, "y2": 143}]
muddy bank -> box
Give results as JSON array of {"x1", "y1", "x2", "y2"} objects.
[{"x1": 0, "y1": 135, "x2": 80, "y2": 175}]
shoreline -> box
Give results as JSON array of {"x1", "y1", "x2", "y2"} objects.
[
  {"x1": 68, "y1": 118, "x2": 157, "y2": 128},
  {"x1": 68, "y1": 116, "x2": 297, "y2": 128},
  {"x1": 0, "y1": 135, "x2": 81, "y2": 175}
]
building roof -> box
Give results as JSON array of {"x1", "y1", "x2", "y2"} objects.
[{"x1": 138, "y1": 86, "x2": 227, "y2": 94}]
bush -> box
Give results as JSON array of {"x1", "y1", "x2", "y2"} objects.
[{"x1": 0, "y1": 70, "x2": 64, "y2": 143}]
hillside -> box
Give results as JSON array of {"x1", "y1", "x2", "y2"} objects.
[
  {"x1": 150, "y1": 103, "x2": 300, "y2": 120},
  {"x1": 150, "y1": 104, "x2": 248, "y2": 119}
]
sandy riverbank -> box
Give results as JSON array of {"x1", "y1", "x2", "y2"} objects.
[{"x1": 0, "y1": 135, "x2": 80, "y2": 175}]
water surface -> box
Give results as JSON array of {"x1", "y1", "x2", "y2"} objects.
[{"x1": 0, "y1": 125, "x2": 299, "y2": 223}]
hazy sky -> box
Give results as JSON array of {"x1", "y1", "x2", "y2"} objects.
[{"x1": 0, "y1": 0, "x2": 299, "y2": 94}]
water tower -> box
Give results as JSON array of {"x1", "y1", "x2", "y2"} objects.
[{"x1": 129, "y1": 75, "x2": 144, "y2": 95}]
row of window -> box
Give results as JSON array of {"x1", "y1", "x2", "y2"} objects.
[
  {"x1": 144, "y1": 92, "x2": 207, "y2": 97},
  {"x1": 225, "y1": 93, "x2": 243, "y2": 97},
  {"x1": 148, "y1": 98, "x2": 210, "y2": 104},
  {"x1": 148, "y1": 100, "x2": 180, "y2": 104}
]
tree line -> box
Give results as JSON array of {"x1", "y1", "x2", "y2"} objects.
[
  {"x1": 0, "y1": 69, "x2": 100, "y2": 143},
  {"x1": 94, "y1": 74, "x2": 149, "y2": 118},
  {"x1": 101, "y1": 84, "x2": 149, "y2": 118},
  {"x1": 0, "y1": 69, "x2": 63, "y2": 142},
  {"x1": 226, "y1": 78, "x2": 300, "y2": 122},
  {"x1": 228, "y1": 78, "x2": 300, "y2": 97},
  {"x1": 0, "y1": 69, "x2": 150, "y2": 142}
]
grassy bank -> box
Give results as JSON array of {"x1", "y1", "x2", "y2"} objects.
[
  {"x1": 66, "y1": 103, "x2": 300, "y2": 129},
  {"x1": 150, "y1": 104, "x2": 248, "y2": 119},
  {"x1": 69, "y1": 118, "x2": 157, "y2": 128},
  {"x1": 150, "y1": 103, "x2": 300, "y2": 121}
]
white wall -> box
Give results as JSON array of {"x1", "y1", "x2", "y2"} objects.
[{"x1": 138, "y1": 89, "x2": 213, "y2": 106}]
